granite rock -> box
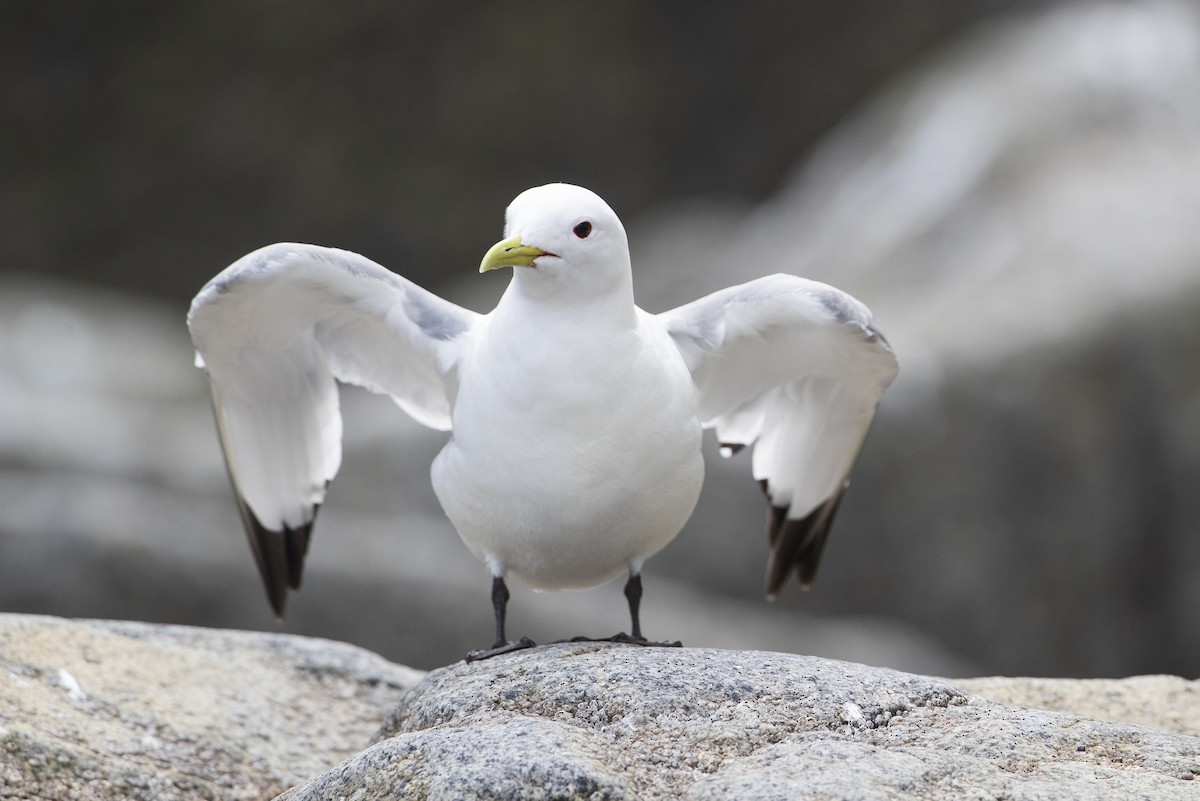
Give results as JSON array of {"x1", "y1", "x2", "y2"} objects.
[
  {"x1": 282, "y1": 643, "x2": 1200, "y2": 800},
  {"x1": 956, "y1": 674, "x2": 1200, "y2": 739},
  {"x1": 2, "y1": 618, "x2": 1196, "y2": 800},
  {"x1": 0, "y1": 614, "x2": 422, "y2": 801}
]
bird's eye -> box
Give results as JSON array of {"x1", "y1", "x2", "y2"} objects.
[{"x1": 573, "y1": 221, "x2": 593, "y2": 239}]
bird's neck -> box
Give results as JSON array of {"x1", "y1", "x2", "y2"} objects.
[{"x1": 500, "y1": 270, "x2": 637, "y2": 330}]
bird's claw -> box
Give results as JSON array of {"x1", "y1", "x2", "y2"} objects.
[
  {"x1": 623, "y1": 635, "x2": 683, "y2": 649},
  {"x1": 465, "y1": 636, "x2": 537, "y2": 662},
  {"x1": 556, "y1": 632, "x2": 683, "y2": 648}
]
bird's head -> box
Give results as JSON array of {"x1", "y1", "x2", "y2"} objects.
[{"x1": 479, "y1": 183, "x2": 632, "y2": 301}]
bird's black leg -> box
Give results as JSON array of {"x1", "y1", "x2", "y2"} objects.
[
  {"x1": 624, "y1": 572, "x2": 645, "y2": 642},
  {"x1": 552, "y1": 570, "x2": 681, "y2": 649},
  {"x1": 492, "y1": 573, "x2": 509, "y2": 648},
  {"x1": 605, "y1": 571, "x2": 682, "y2": 648},
  {"x1": 465, "y1": 575, "x2": 535, "y2": 662}
]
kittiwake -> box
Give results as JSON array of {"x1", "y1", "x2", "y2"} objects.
[{"x1": 187, "y1": 182, "x2": 898, "y2": 658}]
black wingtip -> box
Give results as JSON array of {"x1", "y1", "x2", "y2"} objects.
[
  {"x1": 763, "y1": 482, "x2": 850, "y2": 599},
  {"x1": 233, "y1": 493, "x2": 318, "y2": 619},
  {"x1": 285, "y1": 504, "x2": 319, "y2": 591}
]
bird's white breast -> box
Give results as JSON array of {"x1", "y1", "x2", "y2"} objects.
[{"x1": 431, "y1": 306, "x2": 704, "y2": 590}]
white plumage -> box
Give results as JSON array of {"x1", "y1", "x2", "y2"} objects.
[{"x1": 188, "y1": 183, "x2": 897, "y2": 652}]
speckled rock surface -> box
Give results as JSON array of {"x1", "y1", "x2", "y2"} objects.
[
  {"x1": 0, "y1": 614, "x2": 423, "y2": 800},
  {"x1": 956, "y1": 675, "x2": 1200, "y2": 739},
  {"x1": 280, "y1": 643, "x2": 1200, "y2": 800}
]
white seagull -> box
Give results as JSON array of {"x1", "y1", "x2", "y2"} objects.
[{"x1": 188, "y1": 183, "x2": 897, "y2": 658}]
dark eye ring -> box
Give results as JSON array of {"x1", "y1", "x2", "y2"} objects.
[{"x1": 573, "y1": 221, "x2": 592, "y2": 239}]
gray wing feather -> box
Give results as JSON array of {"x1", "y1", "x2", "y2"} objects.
[
  {"x1": 188, "y1": 243, "x2": 479, "y2": 615},
  {"x1": 659, "y1": 273, "x2": 897, "y2": 597}
]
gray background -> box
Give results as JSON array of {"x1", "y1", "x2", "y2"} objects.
[{"x1": 4, "y1": 0, "x2": 1197, "y2": 679}]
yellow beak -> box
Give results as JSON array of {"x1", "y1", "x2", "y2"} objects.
[{"x1": 479, "y1": 234, "x2": 551, "y2": 273}]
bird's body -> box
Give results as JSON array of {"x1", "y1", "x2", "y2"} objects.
[
  {"x1": 188, "y1": 183, "x2": 897, "y2": 653},
  {"x1": 434, "y1": 300, "x2": 704, "y2": 590}
]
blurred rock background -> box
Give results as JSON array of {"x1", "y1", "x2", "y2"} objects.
[{"x1": 3, "y1": 0, "x2": 1197, "y2": 678}]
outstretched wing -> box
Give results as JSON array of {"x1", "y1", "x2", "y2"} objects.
[
  {"x1": 187, "y1": 243, "x2": 480, "y2": 617},
  {"x1": 659, "y1": 274, "x2": 897, "y2": 599}
]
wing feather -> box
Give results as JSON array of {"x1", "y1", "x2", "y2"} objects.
[
  {"x1": 660, "y1": 274, "x2": 897, "y2": 597},
  {"x1": 188, "y1": 243, "x2": 479, "y2": 615}
]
